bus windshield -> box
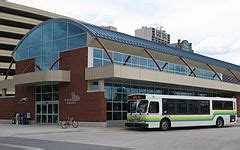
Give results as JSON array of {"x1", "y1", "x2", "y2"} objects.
[
  {"x1": 128, "y1": 101, "x2": 137, "y2": 113},
  {"x1": 137, "y1": 100, "x2": 148, "y2": 113}
]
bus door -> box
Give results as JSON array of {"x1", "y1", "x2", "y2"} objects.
[{"x1": 147, "y1": 101, "x2": 160, "y2": 120}]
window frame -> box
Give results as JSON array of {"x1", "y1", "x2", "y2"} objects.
[
  {"x1": 162, "y1": 99, "x2": 210, "y2": 115},
  {"x1": 148, "y1": 101, "x2": 159, "y2": 113},
  {"x1": 212, "y1": 100, "x2": 233, "y2": 110}
]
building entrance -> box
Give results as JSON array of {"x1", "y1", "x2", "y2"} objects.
[
  {"x1": 36, "y1": 101, "x2": 58, "y2": 123},
  {"x1": 35, "y1": 84, "x2": 59, "y2": 123}
]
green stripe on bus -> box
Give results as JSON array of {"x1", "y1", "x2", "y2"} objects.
[{"x1": 127, "y1": 110, "x2": 237, "y2": 122}]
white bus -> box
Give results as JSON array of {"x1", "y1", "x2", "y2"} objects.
[{"x1": 125, "y1": 94, "x2": 237, "y2": 130}]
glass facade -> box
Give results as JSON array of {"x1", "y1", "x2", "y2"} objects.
[
  {"x1": 91, "y1": 48, "x2": 229, "y2": 120},
  {"x1": 92, "y1": 48, "x2": 222, "y2": 80},
  {"x1": 104, "y1": 81, "x2": 218, "y2": 120},
  {"x1": 14, "y1": 21, "x2": 87, "y2": 71}
]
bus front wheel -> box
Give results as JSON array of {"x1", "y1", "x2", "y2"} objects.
[
  {"x1": 216, "y1": 117, "x2": 224, "y2": 127},
  {"x1": 160, "y1": 119, "x2": 171, "y2": 131}
]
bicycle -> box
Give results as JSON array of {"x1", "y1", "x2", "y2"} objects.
[{"x1": 60, "y1": 116, "x2": 79, "y2": 129}]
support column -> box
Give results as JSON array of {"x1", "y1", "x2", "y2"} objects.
[
  {"x1": 98, "y1": 80, "x2": 105, "y2": 91},
  {"x1": 123, "y1": 55, "x2": 131, "y2": 66},
  {"x1": 50, "y1": 57, "x2": 61, "y2": 70},
  {"x1": 143, "y1": 48, "x2": 162, "y2": 71},
  {"x1": 2, "y1": 88, "x2": 7, "y2": 96},
  {"x1": 95, "y1": 38, "x2": 114, "y2": 64},
  {"x1": 5, "y1": 59, "x2": 15, "y2": 80},
  {"x1": 87, "y1": 81, "x2": 92, "y2": 91},
  {"x1": 228, "y1": 69, "x2": 240, "y2": 82},
  {"x1": 179, "y1": 57, "x2": 196, "y2": 77},
  {"x1": 206, "y1": 64, "x2": 222, "y2": 81},
  {"x1": 162, "y1": 62, "x2": 168, "y2": 70},
  {"x1": 236, "y1": 94, "x2": 240, "y2": 117}
]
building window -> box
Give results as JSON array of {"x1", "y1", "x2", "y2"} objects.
[
  {"x1": 53, "y1": 22, "x2": 67, "y2": 40},
  {"x1": 92, "y1": 48, "x2": 222, "y2": 81},
  {"x1": 15, "y1": 21, "x2": 87, "y2": 71},
  {"x1": 42, "y1": 22, "x2": 53, "y2": 43},
  {"x1": 148, "y1": 102, "x2": 159, "y2": 113},
  {"x1": 105, "y1": 81, "x2": 217, "y2": 120},
  {"x1": 68, "y1": 34, "x2": 86, "y2": 50},
  {"x1": 35, "y1": 84, "x2": 59, "y2": 102}
]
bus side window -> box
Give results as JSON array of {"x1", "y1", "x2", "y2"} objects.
[
  {"x1": 213, "y1": 100, "x2": 233, "y2": 110},
  {"x1": 163, "y1": 102, "x2": 175, "y2": 115},
  {"x1": 149, "y1": 102, "x2": 159, "y2": 113}
]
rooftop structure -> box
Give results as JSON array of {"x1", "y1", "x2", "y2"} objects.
[{"x1": 135, "y1": 26, "x2": 170, "y2": 45}]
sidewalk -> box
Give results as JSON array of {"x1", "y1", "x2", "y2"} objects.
[
  {"x1": 0, "y1": 123, "x2": 89, "y2": 137},
  {"x1": 1, "y1": 119, "x2": 239, "y2": 138}
]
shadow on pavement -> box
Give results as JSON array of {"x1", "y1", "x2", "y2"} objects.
[{"x1": 123, "y1": 125, "x2": 237, "y2": 132}]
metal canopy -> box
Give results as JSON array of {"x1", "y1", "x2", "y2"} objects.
[{"x1": 79, "y1": 21, "x2": 240, "y2": 73}]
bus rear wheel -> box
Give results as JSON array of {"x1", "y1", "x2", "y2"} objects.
[
  {"x1": 160, "y1": 119, "x2": 170, "y2": 131},
  {"x1": 216, "y1": 117, "x2": 224, "y2": 127}
]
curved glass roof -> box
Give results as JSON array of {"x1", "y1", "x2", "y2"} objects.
[
  {"x1": 14, "y1": 18, "x2": 240, "y2": 72},
  {"x1": 14, "y1": 19, "x2": 87, "y2": 70}
]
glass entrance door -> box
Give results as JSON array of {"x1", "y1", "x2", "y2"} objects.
[
  {"x1": 36, "y1": 84, "x2": 59, "y2": 124},
  {"x1": 36, "y1": 102, "x2": 58, "y2": 123}
]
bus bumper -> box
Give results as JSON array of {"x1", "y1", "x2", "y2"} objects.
[{"x1": 125, "y1": 122, "x2": 149, "y2": 128}]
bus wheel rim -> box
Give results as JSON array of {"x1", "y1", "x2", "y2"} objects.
[
  {"x1": 218, "y1": 120, "x2": 222, "y2": 126},
  {"x1": 162, "y1": 122, "x2": 168, "y2": 129}
]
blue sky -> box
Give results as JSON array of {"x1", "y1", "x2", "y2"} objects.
[{"x1": 9, "y1": 0, "x2": 240, "y2": 65}]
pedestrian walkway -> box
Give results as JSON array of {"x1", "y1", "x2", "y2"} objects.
[
  {"x1": 0, "y1": 124, "x2": 85, "y2": 137},
  {"x1": 0, "y1": 137, "x2": 133, "y2": 150}
]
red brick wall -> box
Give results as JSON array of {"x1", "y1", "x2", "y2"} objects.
[
  {"x1": 0, "y1": 85, "x2": 36, "y2": 120},
  {"x1": 0, "y1": 58, "x2": 36, "y2": 120},
  {"x1": 16, "y1": 58, "x2": 35, "y2": 74},
  {"x1": 236, "y1": 94, "x2": 240, "y2": 117},
  {"x1": 0, "y1": 48, "x2": 106, "y2": 122},
  {"x1": 59, "y1": 47, "x2": 106, "y2": 122},
  {"x1": 15, "y1": 58, "x2": 36, "y2": 119},
  {"x1": 0, "y1": 97, "x2": 16, "y2": 119},
  {"x1": 14, "y1": 85, "x2": 36, "y2": 120}
]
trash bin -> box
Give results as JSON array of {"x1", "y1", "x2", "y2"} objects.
[
  {"x1": 27, "y1": 113, "x2": 31, "y2": 124},
  {"x1": 27, "y1": 113, "x2": 31, "y2": 119}
]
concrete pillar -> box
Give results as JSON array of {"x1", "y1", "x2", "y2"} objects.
[
  {"x1": 236, "y1": 94, "x2": 240, "y2": 117},
  {"x1": 87, "y1": 81, "x2": 92, "y2": 91},
  {"x1": 2, "y1": 88, "x2": 7, "y2": 96},
  {"x1": 98, "y1": 80, "x2": 105, "y2": 91}
]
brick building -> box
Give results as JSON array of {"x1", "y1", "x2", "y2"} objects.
[{"x1": 0, "y1": 18, "x2": 239, "y2": 126}]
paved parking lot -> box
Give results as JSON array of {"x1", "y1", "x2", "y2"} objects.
[{"x1": 0, "y1": 124, "x2": 240, "y2": 150}]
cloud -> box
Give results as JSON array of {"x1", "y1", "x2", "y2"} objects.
[
  {"x1": 194, "y1": 37, "x2": 233, "y2": 54},
  {"x1": 194, "y1": 37, "x2": 240, "y2": 65},
  {"x1": 8, "y1": 0, "x2": 240, "y2": 66},
  {"x1": 210, "y1": 52, "x2": 240, "y2": 66}
]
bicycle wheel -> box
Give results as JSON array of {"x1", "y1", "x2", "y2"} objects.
[
  {"x1": 72, "y1": 121, "x2": 79, "y2": 128},
  {"x1": 60, "y1": 121, "x2": 68, "y2": 129}
]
